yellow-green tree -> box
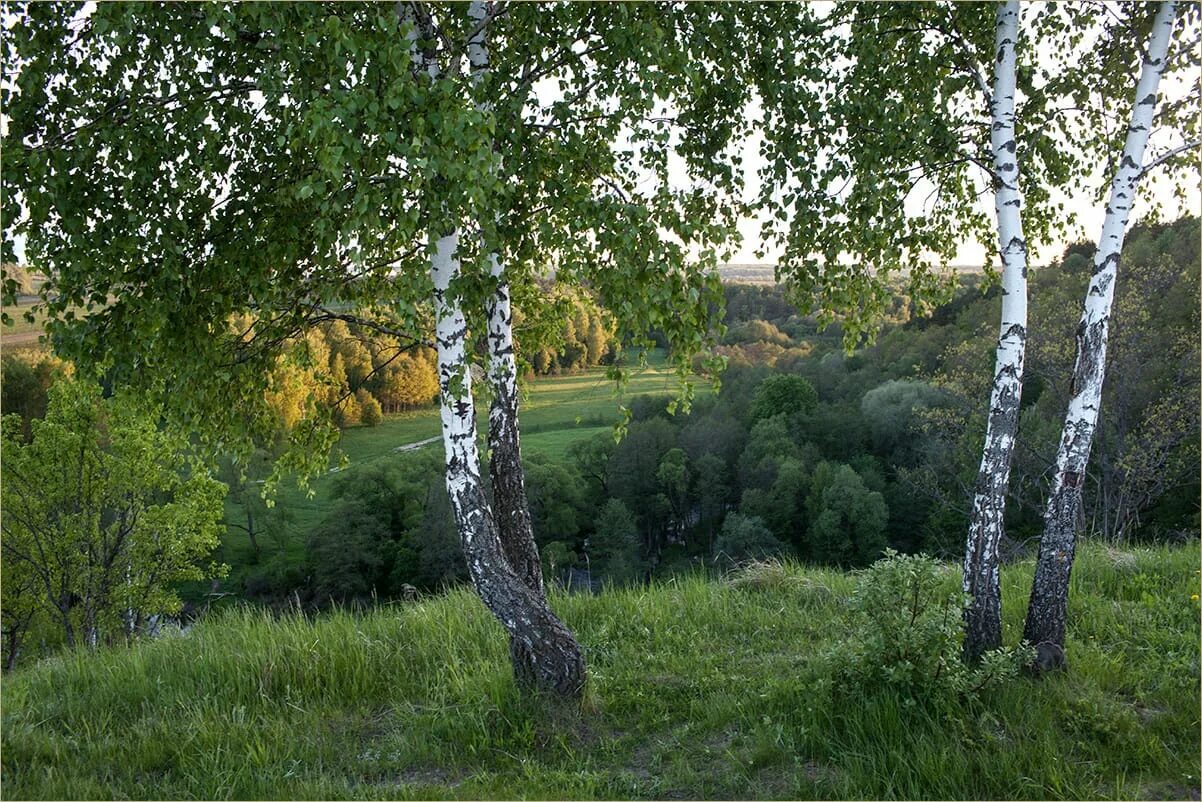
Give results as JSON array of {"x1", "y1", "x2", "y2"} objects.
[{"x1": 1, "y1": 379, "x2": 225, "y2": 666}]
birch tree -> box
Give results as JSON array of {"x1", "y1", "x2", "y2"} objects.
[
  {"x1": 1, "y1": 2, "x2": 794, "y2": 696},
  {"x1": 752, "y1": 1, "x2": 1079, "y2": 661},
  {"x1": 962, "y1": 0, "x2": 1029, "y2": 663},
  {"x1": 1022, "y1": 0, "x2": 1192, "y2": 664}
]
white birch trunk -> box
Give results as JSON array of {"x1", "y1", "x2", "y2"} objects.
[
  {"x1": 962, "y1": 0, "x2": 1029, "y2": 662},
  {"x1": 467, "y1": 0, "x2": 546, "y2": 597},
  {"x1": 1023, "y1": 0, "x2": 1179, "y2": 660},
  {"x1": 428, "y1": 225, "x2": 584, "y2": 695},
  {"x1": 399, "y1": 4, "x2": 585, "y2": 695}
]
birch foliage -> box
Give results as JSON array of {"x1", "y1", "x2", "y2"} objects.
[
  {"x1": 1, "y1": 3, "x2": 795, "y2": 474},
  {"x1": 752, "y1": 2, "x2": 1194, "y2": 346}
]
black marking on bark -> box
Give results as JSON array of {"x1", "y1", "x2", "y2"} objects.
[
  {"x1": 1138, "y1": 92, "x2": 1157, "y2": 106},
  {"x1": 1002, "y1": 322, "x2": 1027, "y2": 341},
  {"x1": 1093, "y1": 250, "x2": 1120, "y2": 276},
  {"x1": 1120, "y1": 154, "x2": 1140, "y2": 171},
  {"x1": 1004, "y1": 235, "x2": 1027, "y2": 254},
  {"x1": 1003, "y1": 198, "x2": 1020, "y2": 207}
]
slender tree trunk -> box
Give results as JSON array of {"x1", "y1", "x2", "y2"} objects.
[
  {"x1": 1023, "y1": 0, "x2": 1178, "y2": 661},
  {"x1": 429, "y1": 230, "x2": 586, "y2": 696},
  {"x1": 962, "y1": 0, "x2": 1029, "y2": 663},
  {"x1": 58, "y1": 596, "x2": 75, "y2": 649},
  {"x1": 468, "y1": 0, "x2": 555, "y2": 681},
  {"x1": 406, "y1": 5, "x2": 586, "y2": 696},
  {"x1": 467, "y1": 0, "x2": 546, "y2": 598}
]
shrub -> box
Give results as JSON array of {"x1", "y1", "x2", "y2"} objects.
[
  {"x1": 830, "y1": 550, "x2": 1032, "y2": 706},
  {"x1": 714, "y1": 513, "x2": 786, "y2": 565}
]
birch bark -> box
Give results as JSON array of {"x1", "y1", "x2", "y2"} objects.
[
  {"x1": 1022, "y1": 0, "x2": 1179, "y2": 660},
  {"x1": 466, "y1": 1, "x2": 546, "y2": 599},
  {"x1": 403, "y1": 3, "x2": 585, "y2": 695},
  {"x1": 429, "y1": 231, "x2": 585, "y2": 695},
  {"x1": 962, "y1": 0, "x2": 1029, "y2": 663}
]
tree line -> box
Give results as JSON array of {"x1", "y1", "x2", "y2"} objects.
[{"x1": 229, "y1": 217, "x2": 1198, "y2": 613}]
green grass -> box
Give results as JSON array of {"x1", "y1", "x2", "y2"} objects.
[
  {"x1": 4, "y1": 540, "x2": 1199, "y2": 799},
  {"x1": 215, "y1": 351, "x2": 705, "y2": 587},
  {"x1": 1, "y1": 299, "x2": 52, "y2": 338}
]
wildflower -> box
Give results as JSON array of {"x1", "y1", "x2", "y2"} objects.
[{"x1": 1192, "y1": 594, "x2": 1199, "y2": 602}]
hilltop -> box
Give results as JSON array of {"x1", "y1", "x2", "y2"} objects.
[{"x1": 3, "y1": 540, "x2": 1198, "y2": 800}]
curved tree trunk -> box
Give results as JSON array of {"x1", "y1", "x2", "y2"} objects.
[
  {"x1": 1023, "y1": 0, "x2": 1178, "y2": 661},
  {"x1": 430, "y1": 230, "x2": 586, "y2": 696},
  {"x1": 467, "y1": 0, "x2": 546, "y2": 598},
  {"x1": 962, "y1": 0, "x2": 1029, "y2": 663},
  {"x1": 484, "y1": 279, "x2": 544, "y2": 596},
  {"x1": 467, "y1": 0, "x2": 555, "y2": 679},
  {"x1": 401, "y1": 3, "x2": 586, "y2": 697}
]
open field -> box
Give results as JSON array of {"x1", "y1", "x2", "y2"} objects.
[
  {"x1": 1, "y1": 299, "x2": 52, "y2": 343},
  {"x1": 4, "y1": 540, "x2": 1198, "y2": 799},
  {"x1": 214, "y1": 351, "x2": 710, "y2": 589}
]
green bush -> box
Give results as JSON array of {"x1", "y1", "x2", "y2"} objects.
[
  {"x1": 830, "y1": 550, "x2": 1032, "y2": 705},
  {"x1": 713, "y1": 513, "x2": 786, "y2": 565}
]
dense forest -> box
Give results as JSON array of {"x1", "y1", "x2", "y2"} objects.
[{"x1": 109, "y1": 216, "x2": 1194, "y2": 612}]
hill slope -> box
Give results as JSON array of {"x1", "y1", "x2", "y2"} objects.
[{"x1": 3, "y1": 541, "x2": 1199, "y2": 800}]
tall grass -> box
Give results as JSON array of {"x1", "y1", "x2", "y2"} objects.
[{"x1": 3, "y1": 540, "x2": 1198, "y2": 799}]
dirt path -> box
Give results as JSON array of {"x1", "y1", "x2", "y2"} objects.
[
  {"x1": 394, "y1": 436, "x2": 439, "y2": 453},
  {"x1": 1, "y1": 330, "x2": 44, "y2": 348}
]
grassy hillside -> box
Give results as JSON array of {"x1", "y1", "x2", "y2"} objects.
[{"x1": 4, "y1": 540, "x2": 1198, "y2": 800}]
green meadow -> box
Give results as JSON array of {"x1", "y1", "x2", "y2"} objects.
[
  {"x1": 4, "y1": 541, "x2": 1198, "y2": 800},
  {"x1": 214, "y1": 352, "x2": 705, "y2": 589}
]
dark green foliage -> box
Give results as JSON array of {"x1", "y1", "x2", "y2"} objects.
[
  {"x1": 539, "y1": 541, "x2": 578, "y2": 584},
  {"x1": 749, "y1": 373, "x2": 818, "y2": 422},
  {"x1": 307, "y1": 505, "x2": 392, "y2": 603},
  {"x1": 737, "y1": 415, "x2": 800, "y2": 492},
  {"x1": 606, "y1": 417, "x2": 679, "y2": 547},
  {"x1": 567, "y1": 432, "x2": 616, "y2": 495},
  {"x1": 303, "y1": 452, "x2": 463, "y2": 603},
  {"x1": 859, "y1": 379, "x2": 947, "y2": 465},
  {"x1": 713, "y1": 513, "x2": 786, "y2": 565},
  {"x1": 679, "y1": 409, "x2": 748, "y2": 467},
  {"x1": 523, "y1": 452, "x2": 590, "y2": 550},
  {"x1": 590, "y1": 499, "x2": 646, "y2": 585},
  {"x1": 807, "y1": 463, "x2": 889, "y2": 566},
  {"x1": 691, "y1": 453, "x2": 732, "y2": 545}
]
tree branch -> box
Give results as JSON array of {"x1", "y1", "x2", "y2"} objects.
[{"x1": 1139, "y1": 139, "x2": 1201, "y2": 179}]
